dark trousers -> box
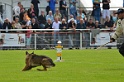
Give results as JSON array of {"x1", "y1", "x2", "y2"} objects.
[
  {"x1": 119, "y1": 42, "x2": 124, "y2": 57},
  {"x1": 60, "y1": 10, "x2": 67, "y2": 18}
]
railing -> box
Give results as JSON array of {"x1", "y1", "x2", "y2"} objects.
[{"x1": 0, "y1": 29, "x2": 119, "y2": 50}]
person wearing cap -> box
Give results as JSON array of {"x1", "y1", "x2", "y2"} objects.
[{"x1": 110, "y1": 8, "x2": 124, "y2": 56}]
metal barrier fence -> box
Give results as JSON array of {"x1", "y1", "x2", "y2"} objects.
[{"x1": 0, "y1": 29, "x2": 119, "y2": 50}]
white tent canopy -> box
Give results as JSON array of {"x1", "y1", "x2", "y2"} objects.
[{"x1": 80, "y1": 0, "x2": 123, "y2": 10}]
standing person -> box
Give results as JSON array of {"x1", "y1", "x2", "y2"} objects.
[
  {"x1": 110, "y1": 8, "x2": 124, "y2": 56},
  {"x1": 92, "y1": 0, "x2": 101, "y2": 22},
  {"x1": 26, "y1": 25, "x2": 32, "y2": 49},
  {"x1": 76, "y1": 18, "x2": 86, "y2": 49},
  {"x1": 70, "y1": 0, "x2": 77, "y2": 19},
  {"x1": 31, "y1": 0, "x2": 40, "y2": 17},
  {"x1": 59, "y1": 0, "x2": 68, "y2": 18},
  {"x1": 44, "y1": 18, "x2": 52, "y2": 48},
  {"x1": 52, "y1": 17, "x2": 61, "y2": 47},
  {"x1": 47, "y1": 0, "x2": 58, "y2": 14},
  {"x1": 19, "y1": 8, "x2": 25, "y2": 22},
  {"x1": 85, "y1": 19, "x2": 95, "y2": 49},
  {"x1": 102, "y1": 0, "x2": 111, "y2": 23},
  {"x1": 123, "y1": 0, "x2": 124, "y2": 7},
  {"x1": 59, "y1": 18, "x2": 68, "y2": 47},
  {"x1": 68, "y1": 18, "x2": 76, "y2": 49},
  {"x1": 13, "y1": 2, "x2": 22, "y2": 20}
]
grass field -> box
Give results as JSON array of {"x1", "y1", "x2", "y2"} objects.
[{"x1": 0, "y1": 49, "x2": 124, "y2": 82}]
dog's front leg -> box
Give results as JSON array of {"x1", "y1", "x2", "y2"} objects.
[
  {"x1": 22, "y1": 65, "x2": 32, "y2": 71},
  {"x1": 37, "y1": 66, "x2": 47, "y2": 71}
]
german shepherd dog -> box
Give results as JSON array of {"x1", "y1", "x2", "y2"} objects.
[{"x1": 22, "y1": 51, "x2": 55, "y2": 71}]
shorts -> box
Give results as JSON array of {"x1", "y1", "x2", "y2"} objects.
[{"x1": 102, "y1": 9, "x2": 110, "y2": 19}]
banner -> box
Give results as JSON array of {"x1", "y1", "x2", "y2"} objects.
[
  {"x1": 90, "y1": 32, "x2": 117, "y2": 46},
  {"x1": 0, "y1": 33, "x2": 25, "y2": 46}
]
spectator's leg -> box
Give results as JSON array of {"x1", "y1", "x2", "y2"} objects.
[
  {"x1": 53, "y1": 32, "x2": 57, "y2": 47},
  {"x1": 84, "y1": 32, "x2": 90, "y2": 49},
  {"x1": 102, "y1": 9, "x2": 106, "y2": 23},
  {"x1": 70, "y1": 7, "x2": 73, "y2": 16},
  {"x1": 68, "y1": 34, "x2": 73, "y2": 48},
  {"x1": 94, "y1": 8, "x2": 101, "y2": 22},
  {"x1": 106, "y1": 10, "x2": 110, "y2": 19},
  {"x1": 60, "y1": 10, "x2": 64, "y2": 18},
  {"x1": 57, "y1": 32, "x2": 60, "y2": 41},
  {"x1": 26, "y1": 37, "x2": 31, "y2": 49},
  {"x1": 52, "y1": 9, "x2": 55, "y2": 15},
  {"x1": 75, "y1": 32, "x2": 80, "y2": 48},
  {"x1": 63, "y1": 10, "x2": 67, "y2": 18},
  {"x1": 63, "y1": 33, "x2": 66, "y2": 47}
]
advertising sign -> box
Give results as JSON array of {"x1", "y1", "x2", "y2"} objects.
[
  {"x1": 90, "y1": 32, "x2": 116, "y2": 46},
  {"x1": 0, "y1": 33, "x2": 25, "y2": 46}
]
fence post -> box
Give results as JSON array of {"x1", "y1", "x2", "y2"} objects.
[
  {"x1": 34, "y1": 34, "x2": 37, "y2": 50},
  {"x1": 80, "y1": 31, "x2": 83, "y2": 49}
]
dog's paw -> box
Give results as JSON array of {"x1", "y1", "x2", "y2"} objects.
[{"x1": 37, "y1": 69, "x2": 47, "y2": 71}]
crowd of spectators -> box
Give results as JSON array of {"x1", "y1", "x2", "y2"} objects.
[{"x1": 0, "y1": 0, "x2": 118, "y2": 49}]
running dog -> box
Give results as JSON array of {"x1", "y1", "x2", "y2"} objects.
[{"x1": 22, "y1": 51, "x2": 55, "y2": 71}]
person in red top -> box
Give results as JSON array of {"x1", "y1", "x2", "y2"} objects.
[{"x1": 26, "y1": 25, "x2": 32, "y2": 49}]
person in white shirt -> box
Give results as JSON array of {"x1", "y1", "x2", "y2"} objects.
[
  {"x1": 52, "y1": 17, "x2": 61, "y2": 47},
  {"x1": 13, "y1": 2, "x2": 21, "y2": 20}
]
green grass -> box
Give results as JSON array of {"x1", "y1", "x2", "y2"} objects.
[{"x1": 0, "y1": 49, "x2": 124, "y2": 82}]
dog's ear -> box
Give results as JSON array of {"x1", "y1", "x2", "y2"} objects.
[
  {"x1": 31, "y1": 51, "x2": 34, "y2": 54},
  {"x1": 26, "y1": 51, "x2": 29, "y2": 55}
]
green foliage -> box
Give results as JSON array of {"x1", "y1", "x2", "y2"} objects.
[{"x1": 0, "y1": 49, "x2": 124, "y2": 82}]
